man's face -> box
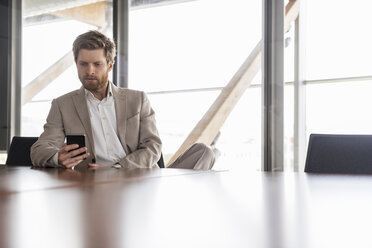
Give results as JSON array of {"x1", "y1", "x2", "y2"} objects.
[{"x1": 76, "y1": 49, "x2": 113, "y2": 93}]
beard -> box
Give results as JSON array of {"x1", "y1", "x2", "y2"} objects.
[{"x1": 79, "y1": 73, "x2": 109, "y2": 93}]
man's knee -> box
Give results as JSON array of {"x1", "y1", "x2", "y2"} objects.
[
  {"x1": 192, "y1": 143, "x2": 215, "y2": 170},
  {"x1": 189, "y1": 143, "x2": 208, "y2": 154},
  {"x1": 169, "y1": 143, "x2": 215, "y2": 170}
]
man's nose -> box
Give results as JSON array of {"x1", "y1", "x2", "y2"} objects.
[{"x1": 87, "y1": 64, "x2": 95, "y2": 75}]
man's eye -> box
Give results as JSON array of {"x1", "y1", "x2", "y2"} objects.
[
  {"x1": 94, "y1": 63, "x2": 101, "y2": 66},
  {"x1": 79, "y1": 62, "x2": 87, "y2": 66}
]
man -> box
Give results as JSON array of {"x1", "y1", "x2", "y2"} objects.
[{"x1": 31, "y1": 30, "x2": 215, "y2": 170}]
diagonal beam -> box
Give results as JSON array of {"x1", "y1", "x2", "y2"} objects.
[
  {"x1": 22, "y1": 51, "x2": 74, "y2": 105},
  {"x1": 52, "y1": 1, "x2": 107, "y2": 28},
  {"x1": 167, "y1": 0, "x2": 299, "y2": 166}
]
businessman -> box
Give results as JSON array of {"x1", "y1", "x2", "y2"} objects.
[{"x1": 31, "y1": 30, "x2": 215, "y2": 170}]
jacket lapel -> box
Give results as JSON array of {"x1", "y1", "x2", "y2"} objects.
[
  {"x1": 72, "y1": 87, "x2": 96, "y2": 158},
  {"x1": 112, "y1": 83, "x2": 129, "y2": 154}
]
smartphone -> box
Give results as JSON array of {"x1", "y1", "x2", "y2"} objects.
[{"x1": 66, "y1": 134, "x2": 86, "y2": 157}]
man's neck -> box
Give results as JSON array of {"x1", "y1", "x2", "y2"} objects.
[{"x1": 91, "y1": 83, "x2": 109, "y2": 101}]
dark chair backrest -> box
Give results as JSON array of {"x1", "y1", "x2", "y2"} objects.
[
  {"x1": 157, "y1": 153, "x2": 165, "y2": 168},
  {"x1": 6, "y1": 136, "x2": 38, "y2": 166},
  {"x1": 304, "y1": 134, "x2": 372, "y2": 174}
]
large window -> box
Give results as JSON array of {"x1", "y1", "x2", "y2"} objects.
[
  {"x1": 19, "y1": 0, "x2": 263, "y2": 170},
  {"x1": 304, "y1": 0, "x2": 372, "y2": 172},
  {"x1": 11, "y1": 0, "x2": 371, "y2": 172},
  {"x1": 21, "y1": 1, "x2": 113, "y2": 136},
  {"x1": 129, "y1": 0, "x2": 262, "y2": 170},
  {"x1": 16, "y1": 0, "x2": 307, "y2": 171},
  {"x1": 305, "y1": 0, "x2": 372, "y2": 80}
]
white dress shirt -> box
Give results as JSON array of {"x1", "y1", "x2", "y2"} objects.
[{"x1": 84, "y1": 84, "x2": 126, "y2": 166}]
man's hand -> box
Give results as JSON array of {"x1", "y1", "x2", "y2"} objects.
[
  {"x1": 58, "y1": 143, "x2": 90, "y2": 169},
  {"x1": 87, "y1": 163, "x2": 105, "y2": 170}
]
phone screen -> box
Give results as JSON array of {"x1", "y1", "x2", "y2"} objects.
[{"x1": 66, "y1": 134, "x2": 86, "y2": 157}]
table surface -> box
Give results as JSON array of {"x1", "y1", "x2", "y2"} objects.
[{"x1": 1, "y1": 165, "x2": 372, "y2": 248}]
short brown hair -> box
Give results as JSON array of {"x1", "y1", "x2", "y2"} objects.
[{"x1": 72, "y1": 30, "x2": 116, "y2": 64}]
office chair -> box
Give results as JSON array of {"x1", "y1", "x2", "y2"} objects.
[
  {"x1": 304, "y1": 134, "x2": 372, "y2": 174},
  {"x1": 157, "y1": 153, "x2": 165, "y2": 168},
  {"x1": 6, "y1": 136, "x2": 38, "y2": 166}
]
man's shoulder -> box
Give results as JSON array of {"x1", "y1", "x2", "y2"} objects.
[
  {"x1": 114, "y1": 86, "x2": 146, "y2": 99},
  {"x1": 54, "y1": 88, "x2": 82, "y2": 102},
  {"x1": 115, "y1": 87, "x2": 143, "y2": 95}
]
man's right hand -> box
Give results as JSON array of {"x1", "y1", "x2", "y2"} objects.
[{"x1": 58, "y1": 143, "x2": 90, "y2": 169}]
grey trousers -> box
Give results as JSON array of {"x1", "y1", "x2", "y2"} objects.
[{"x1": 168, "y1": 143, "x2": 215, "y2": 170}]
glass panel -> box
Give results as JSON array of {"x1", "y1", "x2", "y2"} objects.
[
  {"x1": 148, "y1": 86, "x2": 262, "y2": 171},
  {"x1": 21, "y1": 1, "x2": 113, "y2": 136},
  {"x1": 130, "y1": 0, "x2": 262, "y2": 170},
  {"x1": 129, "y1": 0, "x2": 262, "y2": 91},
  {"x1": 305, "y1": 0, "x2": 372, "y2": 80},
  {"x1": 147, "y1": 91, "x2": 219, "y2": 163},
  {"x1": 306, "y1": 80, "x2": 372, "y2": 147},
  {"x1": 217, "y1": 86, "x2": 262, "y2": 171}
]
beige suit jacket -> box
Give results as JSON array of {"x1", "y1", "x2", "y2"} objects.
[{"x1": 31, "y1": 83, "x2": 162, "y2": 168}]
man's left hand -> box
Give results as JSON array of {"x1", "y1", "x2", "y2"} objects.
[{"x1": 87, "y1": 163, "x2": 105, "y2": 170}]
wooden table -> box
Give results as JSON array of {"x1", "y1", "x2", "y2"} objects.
[{"x1": 1, "y1": 165, "x2": 372, "y2": 248}]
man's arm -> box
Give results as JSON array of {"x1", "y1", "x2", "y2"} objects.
[
  {"x1": 117, "y1": 92, "x2": 162, "y2": 168},
  {"x1": 31, "y1": 99, "x2": 66, "y2": 167},
  {"x1": 31, "y1": 99, "x2": 91, "y2": 168}
]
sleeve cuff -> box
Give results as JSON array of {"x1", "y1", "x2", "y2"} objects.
[
  {"x1": 46, "y1": 152, "x2": 59, "y2": 167},
  {"x1": 112, "y1": 164, "x2": 122, "y2": 169}
]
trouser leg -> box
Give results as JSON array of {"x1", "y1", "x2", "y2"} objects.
[{"x1": 168, "y1": 143, "x2": 215, "y2": 170}]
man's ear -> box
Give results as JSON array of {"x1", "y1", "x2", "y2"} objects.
[{"x1": 108, "y1": 61, "x2": 114, "y2": 72}]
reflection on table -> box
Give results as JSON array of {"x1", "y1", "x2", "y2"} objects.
[{"x1": 1, "y1": 165, "x2": 372, "y2": 248}]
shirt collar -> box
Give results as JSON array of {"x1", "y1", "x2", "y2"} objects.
[{"x1": 84, "y1": 82, "x2": 113, "y2": 101}]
